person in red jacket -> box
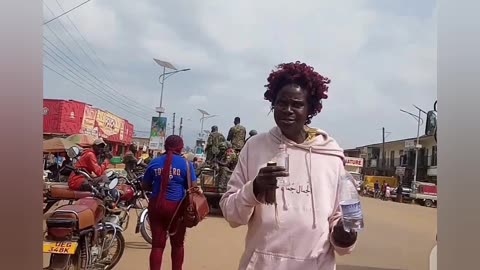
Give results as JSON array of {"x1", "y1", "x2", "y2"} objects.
[{"x1": 68, "y1": 138, "x2": 111, "y2": 191}]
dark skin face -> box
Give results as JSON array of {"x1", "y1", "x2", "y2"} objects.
[
  {"x1": 273, "y1": 84, "x2": 309, "y2": 144},
  {"x1": 92, "y1": 144, "x2": 105, "y2": 155}
]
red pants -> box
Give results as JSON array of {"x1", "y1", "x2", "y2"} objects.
[{"x1": 148, "y1": 199, "x2": 186, "y2": 270}]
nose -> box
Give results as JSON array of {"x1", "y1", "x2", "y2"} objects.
[{"x1": 285, "y1": 105, "x2": 295, "y2": 115}]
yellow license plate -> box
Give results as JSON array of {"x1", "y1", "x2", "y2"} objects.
[{"x1": 43, "y1": 241, "x2": 78, "y2": 254}]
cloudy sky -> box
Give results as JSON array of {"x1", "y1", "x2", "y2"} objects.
[{"x1": 43, "y1": 0, "x2": 437, "y2": 149}]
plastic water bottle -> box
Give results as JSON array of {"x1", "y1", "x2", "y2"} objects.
[
  {"x1": 275, "y1": 144, "x2": 290, "y2": 187},
  {"x1": 339, "y1": 172, "x2": 364, "y2": 232}
]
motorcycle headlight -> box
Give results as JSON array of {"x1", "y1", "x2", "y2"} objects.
[{"x1": 108, "y1": 188, "x2": 121, "y2": 204}]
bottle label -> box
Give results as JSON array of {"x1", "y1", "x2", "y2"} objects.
[{"x1": 340, "y1": 201, "x2": 363, "y2": 217}]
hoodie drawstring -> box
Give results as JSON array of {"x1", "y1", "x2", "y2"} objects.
[{"x1": 308, "y1": 147, "x2": 317, "y2": 229}]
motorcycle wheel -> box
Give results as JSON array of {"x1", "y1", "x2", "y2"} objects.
[
  {"x1": 140, "y1": 212, "x2": 153, "y2": 244},
  {"x1": 101, "y1": 229, "x2": 125, "y2": 270}
]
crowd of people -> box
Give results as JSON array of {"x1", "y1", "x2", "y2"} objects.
[
  {"x1": 139, "y1": 61, "x2": 358, "y2": 270},
  {"x1": 198, "y1": 117, "x2": 258, "y2": 191},
  {"x1": 43, "y1": 152, "x2": 73, "y2": 182},
  {"x1": 55, "y1": 61, "x2": 359, "y2": 270}
]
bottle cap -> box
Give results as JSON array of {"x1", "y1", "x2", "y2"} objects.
[{"x1": 267, "y1": 161, "x2": 276, "y2": 166}]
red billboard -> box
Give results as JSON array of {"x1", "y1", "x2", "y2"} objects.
[
  {"x1": 43, "y1": 99, "x2": 134, "y2": 145},
  {"x1": 43, "y1": 99, "x2": 85, "y2": 135}
]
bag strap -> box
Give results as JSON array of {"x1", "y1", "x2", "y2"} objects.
[
  {"x1": 165, "y1": 158, "x2": 192, "y2": 235},
  {"x1": 185, "y1": 159, "x2": 192, "y2": 190}
]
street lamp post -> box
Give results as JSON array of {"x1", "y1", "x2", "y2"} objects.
[
  {"x1": 197, "y1": 109, "x2": 217, "y2": 139},
  {"x1": 400, "y1": 105, "x2": 427, "y2": 190},
  {"x1": 153, "y1": 58, "x2": 190, "y2": 117}
]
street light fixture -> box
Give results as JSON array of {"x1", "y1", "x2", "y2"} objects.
[
  {"x1": 400, "y1": 104, "x2": 427, "y2": 190},
  {"x1": 197, "y1": 109, "x2": 217, "y2": 139},
  {"x1": 153, "y1": 58, "x2": 190, "y2": 116}
]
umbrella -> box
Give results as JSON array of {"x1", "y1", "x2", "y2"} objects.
[
  {"x1": 43, "y1": 138, "x2": 77, "y2": 153},
  {"x1": 66, "y1": 134, "x2": 96, "y2": 147}
]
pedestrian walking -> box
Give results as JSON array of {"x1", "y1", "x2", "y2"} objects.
[
  {"x1": 385, "y1": 184, "x2": 391, "y2": 200},
  {"x1": 220, "y1": 61, "x2": 357, "y2": 270},
  {"x1": 142, "y1": 135, "x2": 198, "y2": 270},
  {"x1": 374, "y1": 180, "x2": 380, "y2": 198},
  {"x1": 380, "y1": 181, "x2": 387, "y2": 200}
]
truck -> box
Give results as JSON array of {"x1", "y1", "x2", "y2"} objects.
[{"x1": 410, "y1": 181, "x2": 437, "y2": 207}]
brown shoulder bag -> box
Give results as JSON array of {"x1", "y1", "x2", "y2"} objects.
[{"x1": 169, "y1": 159, "x2": 209, "y2": 230}]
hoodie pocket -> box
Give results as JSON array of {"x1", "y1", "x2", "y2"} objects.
[{"x1": 245, "y1": 250, "x2": 318, "y2": 270}]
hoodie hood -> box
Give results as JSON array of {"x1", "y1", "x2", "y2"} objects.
[{"x1": 269, "y1": 126, "x2": 345, "y2": 161}]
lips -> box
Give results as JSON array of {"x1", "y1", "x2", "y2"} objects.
[{"x1": 279, "y1": 118, "x2": 295, "y2": 124}]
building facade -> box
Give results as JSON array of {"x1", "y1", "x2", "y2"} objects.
[
  {"x1": 349, "y1": 135, "x2": 437, "y2": 184},
  {"x1": 43, "y1": 99, "x2": 134, "y2": 156}
]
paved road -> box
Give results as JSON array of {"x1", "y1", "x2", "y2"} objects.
[{"x1": 43, "y1": 197, "x2": 437, "y2": 270}]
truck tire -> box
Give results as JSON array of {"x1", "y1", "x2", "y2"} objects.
[{"x1": 424, "y1": 199, "x2": 434, "y2": 208}]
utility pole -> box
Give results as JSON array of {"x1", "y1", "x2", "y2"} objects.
[
  {"x1": 179, "y1": 117, "x2": 183, "y2": 137},
  {"x1": 413, "y1": 106, "x2": 423, "y2": 187},
  {"x1": 172, "y1": 113, "x2": 176, "y2": 135},
  {"x1": 382, "y1": 127, "x2": 386, "y2": 173},
  {"x1": 400, "y1": 105, "x2": 427, "y2": 190}
]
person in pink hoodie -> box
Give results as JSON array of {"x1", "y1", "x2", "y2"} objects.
[{"x1": 220, "y1": 61, "x2": 358, "y2": 270}]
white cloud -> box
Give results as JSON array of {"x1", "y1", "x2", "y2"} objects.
[
  {"x1": 66, "y1": 0, "x2": 120, "y2": 50},
  {"x1": 186, "y1": 95, "x2": 208, "y2": 105}
]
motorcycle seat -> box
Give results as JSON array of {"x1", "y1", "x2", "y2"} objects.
[
  {"x1": 47, "y1": 204, "x2": 96, "y2": 230},
  {"x1": 49, "y1": 185, "x2": 92, "y2": 200}
]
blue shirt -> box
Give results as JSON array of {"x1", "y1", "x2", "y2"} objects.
[{"x1": 143, "y1": 154, "x2": 197, "y2": 202}]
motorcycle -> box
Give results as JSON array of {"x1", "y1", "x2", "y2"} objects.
[
  {"x1": 108, "y1": 158, "x2": 153, "y2": 244},
  {"x1": 43, "y1": 146, "x2": 125, "y2": 270},
  {"x1": 43, "y1": 182, "x2": 93, "y2": 214}
]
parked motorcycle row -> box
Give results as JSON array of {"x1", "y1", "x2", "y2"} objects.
[{"x1": 43, "y1": 146, "x2": 152, "y2": 270}]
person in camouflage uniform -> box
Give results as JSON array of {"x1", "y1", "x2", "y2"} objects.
[
  {"x1": 245, "y1": 129, "x2": 258, "y2": 143},
  {"x1": 215, "y1": 142, "x2": 235, "y2": 192},
  {"x1": 225, "y1": 141, "x2": 238, "y2": 170},
  {"x1": 205, "y1": 125, "x2": 226, "y2": 163},
  {"x1": 227, "y1": 117, "x2": 247, "y2": 153}
]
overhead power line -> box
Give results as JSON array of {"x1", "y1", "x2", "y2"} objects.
[
  {"x1": 43, "y1": 2, "x2": 157, "y2": 115},
  {"x1": 43, "y1": 39, "x2": 152, "y2": 116},
  {"x1": 43, "y1": 0, "x2": 93, "y2": 25},
  {"x1": 42, "y1": 0, "x2": 159, "y2": 124},
  {"x1": 44, "y1": 63, "x2": 151, "y2": 122}
]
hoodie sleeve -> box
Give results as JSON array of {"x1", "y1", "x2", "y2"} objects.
[
  {"x1": 328, "y1": 160, "x2": 357, "y2": 256},
  {"x1": 220, "y1": 142, "x2": 261, "y2": 228}
]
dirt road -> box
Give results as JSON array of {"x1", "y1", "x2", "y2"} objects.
[{"x1": 43, "y1": 197, "x2": 437, "y2": 270}]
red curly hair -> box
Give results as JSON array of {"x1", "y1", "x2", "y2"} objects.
[{"x1": 264, "y1": 61, "x2": 331, "y2": 124}]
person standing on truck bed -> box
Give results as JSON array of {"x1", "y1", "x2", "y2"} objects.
[
  {"x1": 205, "y1": 125, "x2": 226, "y2": 163},
  {"x1": 227, "y1": 117, "x2": 246, "y2": 153}
]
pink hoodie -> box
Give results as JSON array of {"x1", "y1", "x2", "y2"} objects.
[{"x1": 220, "y1": 126, "x2": 356, "y2": 270}]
